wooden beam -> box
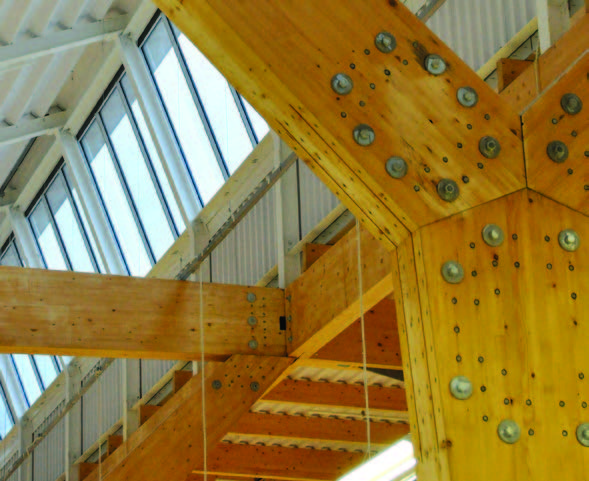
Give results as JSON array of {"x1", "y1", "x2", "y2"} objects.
[
  {"x1": 302, "y1": 243, "x2": 332, "y2": 271},
  {"x1": 153, "y1": 0, "x2": 524, "y2": 249},
  {"x1": 287, "y1": 227, "x2": 393, "y2": 358},
  {"x1": 264, "y1": 379, "x2": 407, "y2": 412},
  {"x1": 536, "y1": 0, "x2": 570, "y2": 53},
  {"x1": 194, "y1": 444, "x2": 364, "y2": 481},
  {"x1": 501, "y1": 13, "x2": 589, "y2": 112},
  {"x1": 497, "y1": 58, "x2": 534, "y2": 93},
  {"x1": 83, "y1": 355, "x2": 293, "y2": 481},
  {"x1": 0, "y1": 267, "x2": 285, "y2": 360},
  {"x1": 229, "y1": 412, "x2": 409, "y2": 447}
]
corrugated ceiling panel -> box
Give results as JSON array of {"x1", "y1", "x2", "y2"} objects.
[
  {"x1": 427, "y1": 0, "x2": 537, "y2": 71},
  {"x1": 140, "y1": 359, "x2": 176, "y2": 396}
]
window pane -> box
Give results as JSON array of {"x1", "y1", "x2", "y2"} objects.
[
  {"x1": 143, "y1": 20, "x2": 225, "y2": 203},
  {"x1": 29, "y1": 200, "x2": 68, "y2": 271},
  {"x1": 46, "y1": 173, "x2": 96, "y2": 273},
  {"x1": 0, "y1": 242, "x2": 22, "y2": 267},
  {"x1": 81, "y1": 121, "x2": 151, "y2": 276},
  {"x1": 175, "y1": 29, "x2": 253, "y2": 173},
  {"x1": 12, "y1": 355, "x2": 41, "y2": 405},
  {"x1": 0, "y1": 390, "x2": 13, "y2": 438},
  {"x1": 241, "y1": 96, "x2": 269, "y2": 141},
  {"x1": 33, "y1": 355, "x2": 58, "y2": 388},
  {"x1": 101, "y1": 89, "x2": 175, "y2": 260},
  {"x1": 121, "y1": 75, "x2": 185, "y2": 233}
]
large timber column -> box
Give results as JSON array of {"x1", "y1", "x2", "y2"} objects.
[{"x1": 150, "y1": 1, "x2": 589, "y2": 479}]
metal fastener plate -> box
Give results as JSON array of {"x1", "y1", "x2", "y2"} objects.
[
  {"x1": 498, "y1": 419, "x2": 521, "y2": 444},
  {"x1": 441, "y1": 260, "x2": 464, "y2": 284},
  {"x1": 482, "y1": 224, "x2": 504, "y2": 247},
  {"x1": 547, "y1": 140, "x2": 569, "y2": 163},
  {"x1": 385, "y1": 156, "x2": 408, "y2": 179},
  {"x1": 457, "y1": 86, "x2": 478, "y2": 108},
  {"x1": 450, "y1": 376, "x2": 473, "y2": 400},
  {"x1": 558, "y1": 229, "x2": 580, "y2": 252},
  {"x1": 437, "y1": 178, "x2": 459, "y2": 202}
]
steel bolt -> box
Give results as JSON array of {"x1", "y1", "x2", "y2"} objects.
[
  {"x1": 558, "y1": 229, "x2": 580, "y2": 252},
  {"x1": 498, "y1": 419, "x2": 521, "y2": 444},
  {"x1": 482, "y1": 224, "x2": 504, "y2": 247},
  {"x1": 577, "y1": 424, "x2": 589, "y2": 447},
  {"x1": 212, "y1": 380, "x2": 222, "y2": 390},
  {"x1": 250, "y1": 381, "x2": 260, "y2": 392},
  {"x1": 479, "y1": 136, "x2": 501, "y2": 159},
  {"x1": 331, "y1": 73, "x2": 354, "y2": 95},
  {"x1": 248, "y1": 316, "x2": 258, "y2": 326},
  {"x1": 248, "y1": 339, "x2": 259, "y2": 350},
  {"x1": 561, "y1": 93, "x2": 583, "y2": 115},
  {"x1": 375, "y1": 31, "x2": 397, "y2": 53},
  {"x1": 247, "y1": 292, "x2": 257, "y2": 303},
  {"x1": 385, "y1": 156, "x2": 408, "y2": 179},
  {"x1": 457, "y1": 86, "x2": 478, "y2": 108},
  {"x1": 547, "y1": 140, "x2": 569, "y2": 163},
  {"x1": 449, "y1": 376, "x2": 473, "y2": 400},
  {"x1": 441, "y1": 260, "x2": 464, "y2": 284},
  {"x1": 353, "y1": 124, "x2": 375, "y2": 146},
  {"x1": 437, "y1": 178, "x2": 460, "y2": 202},
  {"x1": 424, "y1": 54, "x2": 446, "y2": 75}
]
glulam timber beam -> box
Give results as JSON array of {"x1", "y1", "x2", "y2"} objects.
[
  {"x1": 287, "y1": 227, "x2": 393, "y2": 358},
  {"x1": 154, "y1": 0, "x2": 524, "y2": 250},
  {"x1": 83, "y1": 355, "x2": 293, "y2": 481},
  {"x1": 0, "y1": 267, "x2": 285, "y2": 360}
]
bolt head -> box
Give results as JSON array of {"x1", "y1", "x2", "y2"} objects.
[
  {"x1": 248, "y1": 339, "x2": 259, "y2": 350},
  {"x1": 424, "y1": 54, "x2": 446, "y2": 75},
  {"x1": 248, "y1": 316, "x2": 258, "y2": 326},
  {"x1": 450, "y1": 376, "x2": 473, "y2": 400},
  {"x1": 479, "y1": 136, "x2": 501, "y2": 159},
  {"x1": 375, "y1": 31, "x2": 396, "y2": 53},
  {"x1": 331, "y1": 73, "x2": 353, "y2": 95},
  {"x1": 457, "y1": 86, "x2": 478, "y2": 108},
  {"x1": 250, "y1": 381, "x2": 260, "y2": 392},
  {"x1": 547, "y1": 140, "x2": 569, "y2": 163},
  {"x1": 561, "y1": 93, "x2": 583, "y2": 115},
  {"x1": 558, "y1": 229, "x2": 580, "y2": 252},
  {"x1": 353, "y1": 124, "x2": 375, "y2": 146},
  {"x1": 498, "y1": 419, "x2": 521, "y2": 444},
  {"x1": 212, "y1": 380, "x2": 222, "y2": 390},
  {"x1": 385, "y1": 156, "x2": 408, "y2": 179},
  {"x1": 441, "y1": 260, "x2": 464, "y2": 284},
  {"x1": 482, "y1": 224, "x2": 504, "y2": 247},
  {"x1": 577, "y1": 423, "x2": 589, "y2": 447},
  {"x1": 247, "y1": 292, "x2": 257, "y2": 303},
  {"x1": 437, "y1": 179, "x2": 460, "y2": 202}
]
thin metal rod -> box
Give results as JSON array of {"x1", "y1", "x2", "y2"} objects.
[{"x1": 0, "y1": 358, "x2": 115, "y2": 481}]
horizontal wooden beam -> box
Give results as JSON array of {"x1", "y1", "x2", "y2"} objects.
[
  {"x1": 194, "y1": 444, "x2": 364, "y2": 481},
  {"x1": 0, "y1": 267, "x2": 285, "y2": 360},
  {"x1": 229, "y1": 412, "x2": 409, "y2": 447},
  {"x1": 264, "y1": 379, "x2": 407, "y2": 412},
  {"x1": 83, "y1": 355, "x2": 293, "y2": 481},
  {"x1": 287, "y1": 227, "x2": 393, "y2": 358}
]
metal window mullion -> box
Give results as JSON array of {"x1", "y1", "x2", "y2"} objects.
[
  {"x1": 117, "y1": 83, "x2": 179, "y2": 238},
  {"x1": 10, "y1": 356, "x2": 30, "y2": 408},
  {"x1": 163, "y1": 18, "x2": 230, "y2": 180},
  {"x1": 0, "y1": 378, "x2": 15, "y2": 425},
  {"x1": 27, "y1": 210, "x2": 49, "y2": 270},
  {"x1": 42, "y1": 194, "x2": 75, "y2": 271},
  {"x1": 28, "y1": 356, "x2": 46, "y2": 392},
  {"x1": 60, "y1": 166, "x2": 102, "y2": 273},
  {"x1": 96, "y1": 115, "x2": 157, "y2": 265},
  {"x1": 231, "y1": 88, "x2": 258, "y2": 146}
]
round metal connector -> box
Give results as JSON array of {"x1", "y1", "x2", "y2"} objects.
[
  {"x1": 561, "y1": 93, "x2": 583, "y2": 115},
  {"x1": 247, "y1": 292, "x2": 257, "y2": 303},
  {"x1": 385, "y1": 156, "x2": 408, "y2": 179},
  {"x1": 353, "y1": 124, "x2": 375, "y2": 146},
  {"x1": 437, "y1": 178, "x2": 460, "y2": 202},
  {"x1": 558, "y1": 229, "x2": 580, "y2": 252},
  {"x1": 250, "y1": 381, "x2": 260, "y2": 392},
  {"x1": 248, "y1": 316, "x2": 258, "y2": 326},
  {"x1": 441, "y1": 260, "x2": 464, "y2": 284},
  {"x1": 547, "y1": 140, "x2": 569, "y2": 163},
  {"x1": 457, "y1": 87, "x2": 478, "y2": 108},
  {"x1": 424, "y1": 54, "x2": 446, "y2": 75},
  {"x1": 479, "y1": 136, "x2": 501, "y2": 159},
  {"x1": 482, "y1": 224, "x2": 504, "y2": 247},
  {"x1": 449, "y1": 376, "x2": 473, "y2": 400},
  {"x1": 212, "y1": 380, "x2": 222, "y2": 390},
  {"x1": 498, "y1": 419, "x2": 521, "y2": 444},
  {"x1": 331, "y1": 73, "x2": 353, "y2": 95},
  {"x1": 375, "y1": 31, "x2": 396, "y2": 53},
  {"x1": 577, "y1": 423, "x2": 589, "y2": 447},
  {"x1": 248, "y1": 339, "x2": 259, "y2": 350}
]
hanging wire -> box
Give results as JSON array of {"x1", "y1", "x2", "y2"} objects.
[{"x1": 356, "y1": 219, "x2": 371, "y2": 458}]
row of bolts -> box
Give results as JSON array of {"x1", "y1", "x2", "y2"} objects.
[
  {"x1": 332, "y1": 32, "x2": 584, "y2": 202},
  {"x1": 441, "y1": 223, "x2": 586, "y2": 445}
]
